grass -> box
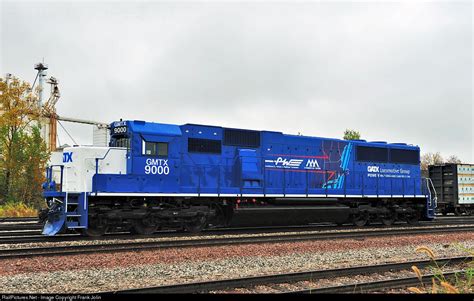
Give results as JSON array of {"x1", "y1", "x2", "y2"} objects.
[
  {"x1": 408, "y1": 245, "x2": 473, "y2": 294},
  {"x1": 0, "y1": 201, "x2": 38, "y2": 217}
]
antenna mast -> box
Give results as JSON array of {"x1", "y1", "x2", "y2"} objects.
[{"x1": 34, "y1": 62, "x2": 48, "y2": 107}]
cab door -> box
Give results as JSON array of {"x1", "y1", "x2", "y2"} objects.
[{"x1": 133, "y1": 134, "x2": 180, "y2": 193}]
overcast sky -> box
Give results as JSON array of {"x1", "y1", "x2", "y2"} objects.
[{"x1": 1, "y1": 0, "x2": 472, "y2": 162}]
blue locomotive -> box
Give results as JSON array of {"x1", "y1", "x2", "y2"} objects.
[{"x1": 40, "y1": 120, "x2": 437, "y2": 236}]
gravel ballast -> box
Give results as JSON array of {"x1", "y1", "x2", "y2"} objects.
[{"x1": 0, "y1": 223, "x2": 472, "y2": 250}]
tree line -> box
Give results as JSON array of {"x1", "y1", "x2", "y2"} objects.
[{"x1": 0, "y1": 76, "x2": 50, "y2": 207}]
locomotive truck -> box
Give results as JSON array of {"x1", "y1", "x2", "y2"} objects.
[{"x1": 40, "y1": 120, "x2": 438, "y2": 236}]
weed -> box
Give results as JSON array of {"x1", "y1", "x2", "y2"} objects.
[{"x1": 0, "y1": 201, "x2": 37, "y2": 217}]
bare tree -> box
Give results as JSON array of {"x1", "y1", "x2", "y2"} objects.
[
  {"x1": 445, "y1": 155, "x2": 462, "y2": 164},
  {"x1": 420, "y1": 152, "x2": 444, "y2": 172},
  {"x1": 421, "y1": 152, "x2": 442, "y2": 178},
  {"x1": 420, "y1": 152, "x2": 463, "y2": 178}
]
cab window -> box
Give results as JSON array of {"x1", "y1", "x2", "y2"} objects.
[
  {"x1": 113, "y1": 138, "x2": 130, "y2": 149},
  {"x1": 143, "y1": 141, "x2": 168, "y2": 156}
]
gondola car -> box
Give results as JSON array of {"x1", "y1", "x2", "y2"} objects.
[{"x1": 429, "y1": 163, "x2": 474, "y2": 215}]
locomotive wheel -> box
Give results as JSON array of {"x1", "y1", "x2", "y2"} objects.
[
  {"x1": 351, "y1": 211, "x2": 369, "y2": 227},
  {"x1": 406, "y1": 211, "x2": 420, "y2": 225},
  {"x1": 82, "y1": 216, "x2": 108, "y2": 237},
  {"x1": 131, "y1": 221, "x2": 159, "y2": 235},
  {"x1": 380, "y1": 213, "x2": 396, "y2": 226},
  {"x1": 184, "y1": 215, "x2": 207, "y2": 233},
  {"x1": 82, "y1": 225, "x2": 107, "y2": 237},
  {"x1": 455, "y1": 207, "x2": 469, "y2": 216}
]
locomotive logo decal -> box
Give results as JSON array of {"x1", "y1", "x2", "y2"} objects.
[
  {"x1": 305, "y1": 159, "x2": 321, "y2": 170},
  {"x1": 63, "y1": 152, "x2": 73, "y2": 163},
  {"x1": 145, "y1": 158, "x2": 170, "y2": 175},
  {"x1": 113, "y1": 121, "x2": 126, "y2": 127},
  {"x1": 367, "y1": 166, "x2": 380, "y2": 172},
  {"x1": 367, "y1": 165, "x2": 411, "y2": 179},
  {"x1": 264, "y1": 157, "x2": 322, "y2": 170},
  {"x1": 265, "y1": 157, "x2": 304, "y2": 169}
]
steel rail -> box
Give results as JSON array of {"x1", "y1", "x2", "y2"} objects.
[
  {"x1": 0, "y1": 217, "x2": 38, "y2": 223},
  {"x1": 104, "y1": 257, "x2": 470, "y2": 294},
  {"x1": 1, "y1": 217, "x2": 474, "y2": 244},
  {"x1": 0, "y1": 224, "x2": 41, "y2": 231},
  {"x1": 1, "y1": 225, "x2": 474, "y2": 259},
  {"x1": 286, "y1": 271, "x2": 462, "y2": 294},
  {"x1": 0, "y1": 223, "x2": 456, "y2": 243},
  {"x1": 0, "y1": 230, "x2": 42, "y2": 237},
  {"x1": 0, "y1": 212, "x2": 470, "y2": 226}
]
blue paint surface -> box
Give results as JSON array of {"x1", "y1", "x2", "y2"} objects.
[{"x1": 101, "y1": 120, "x2": 426, "y2": 199}]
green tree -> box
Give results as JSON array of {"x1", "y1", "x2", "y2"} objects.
[
  {"x1": 0, "y1": 76, "x2": 50, "y2": 207},
  {"x1": 343, "y1": 129, "x2": 361, "y2": 140}
]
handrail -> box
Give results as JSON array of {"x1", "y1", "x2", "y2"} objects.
[
  {"x1": 46, "y1": 164, "x2": 65, "y2": 192},
  {"x1": 176, "y1": 162, "x2": 422, "y2": 198},
  {"x1": 94, "y1": 147, "x2": 127, "y2": 175},
  {"x1": 427, "y1": 177, "x2": 438, "y2": 208},
  {"x1": 90, "y1": 152, "x2": 425, "y2": 198}
]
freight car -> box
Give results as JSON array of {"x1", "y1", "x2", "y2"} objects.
[
  {"x1": 429, "y1": 164, "x2": 474, "y2": 215},
  {"x1": 40, "y1": 120, "x2": 437, "y2": 236}
]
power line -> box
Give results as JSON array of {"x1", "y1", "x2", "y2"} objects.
[
  {"x1": 31, "y1": 70, "x2": 40, "y2": 90},
  {"x1": 57, "y1": 120, "x2": 78, "y2": 145},
  {"x1": 56, "y1": 131, "x2": 61, "y2": 148}
]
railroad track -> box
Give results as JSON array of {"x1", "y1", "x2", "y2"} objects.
[
  {"x1": 0, "y1": 217, "x2": 38, "y2": 223},
  {"x1": 287, "y1": 271, "x2": 461, "y2": 294},
  {"x1": 0, "y1": 215, "x2": 471, "y2": 227},
  {"x1": 1, "y1": 215, "x2": 473, "y2": 235},
  {"x1": 0, "y1": 224, "x2": 41, "y2": 231},
  {"x1": 2, "y1": 215, "x2": 474, "y2": 235},
  {"x1": 1, "y1": 217, "x2": 474, "y2": 244},
  {"x1": 1, "y1": 225, "x2": 474, "y2": 259},
  {"x1": 105, "y1": 256, "x2": 470, "y2": 293}
]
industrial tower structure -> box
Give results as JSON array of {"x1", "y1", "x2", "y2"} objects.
[{"x1": 31, "y1": 62, "x2": 109, "y2": 151}]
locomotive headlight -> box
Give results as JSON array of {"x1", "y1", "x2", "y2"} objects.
[
  {"x1": 46, "y1": 198, "x2": 63, "y2": 208},
  {"x1": 46, "y1": 198, "x2": 54, "y2": 208}
]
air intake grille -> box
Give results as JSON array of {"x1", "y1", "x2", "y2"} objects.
[
  {"x1": 223, "y1": 129, "x2": 260, "y2": 148},
  {"x1": 390, "y1": 149, "x2": 419, "y2": 164},
  {"x1": 188, "y1": 138, "x2": 221, "y2": 154},
  {"x1": 356, "y1": 146, "x2": 388, "y2": 163}
]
